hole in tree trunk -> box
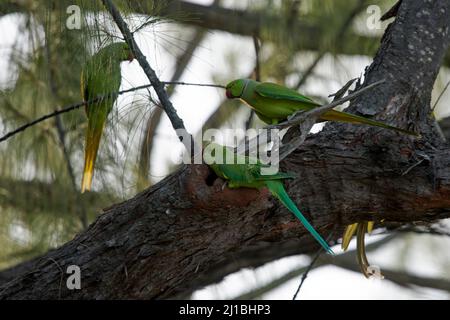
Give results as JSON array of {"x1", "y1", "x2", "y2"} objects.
[{"x1": 205, "y1": 167, "x2": 218, "y2": 186}]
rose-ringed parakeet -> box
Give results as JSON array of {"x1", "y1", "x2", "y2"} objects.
[
  {"x1": 206, "y1": 143, "x2": 334, "y2": 254},
  {"x1": 225, "y1": 78, "x2": 418, "y2": 136},
  {"x1": 80, "y1": 42, "x2": 134, "y2": 193}
]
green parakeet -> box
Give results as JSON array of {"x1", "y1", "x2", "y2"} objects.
[
  {"x1": 80, "y1": 42, "x2": 134, "y2": 193},
  {"x1": 225, "y1": 78, "x2": 418, "y2": 136},
  {"x1": 206, "y1": 143, "x2": 333, "y2": 254}
]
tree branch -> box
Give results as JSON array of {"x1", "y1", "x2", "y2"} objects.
[
  {"x1": 1, "y1": 1, "x2": 449, "y2": 67},
  {"x1": 137, "y1": 19, "x2": 213, "y2": 188},
  {"x1": 332, "y1": 257, "x2": 450, "y2": 293},
  {"x1": 294, "y1": 0, "x2": 367, "y2": 89},
  {"x1": 0, "y1": 82, "x2": 223, "y2": 144},
  {"x1": 129, "y1": 0, "x2": 450, "y2": 68},
  {"x1": 235, "y1": 233, "x2": 450, "y2": 299},
  {"x1": 102, "y1": 0, "x2": 190, "y2": 149},
  {"x1": 234, "y1": 234, "x2": 395, "y2": 300},
  {"x1": 44, "y1": 24, "x2": 89, "y2": 229}
]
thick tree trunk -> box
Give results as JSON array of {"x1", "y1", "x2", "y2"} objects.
[{"x1": 0, "y1": 0, "x2": 449, "y2": 299}]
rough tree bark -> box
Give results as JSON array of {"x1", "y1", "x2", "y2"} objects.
[{"x1": 0, "y1": 0, "x2": 449, "y2": 299}]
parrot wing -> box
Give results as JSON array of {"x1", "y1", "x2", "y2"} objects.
[
  {"x1": 254, "y1": 111, "x2": 274, "y2": 124},
  {"x1": 250, "y1": 165, "x2": 295, "y2": 181},
  {"x1": 254, "y1": 82, "x2": 419, "y2": 136},
  {"x1": 81, "y1": 66, "x2": 99, "y2": 115},
  {"x1": 254, "y1": 82, "x2": 320, "y2": 106},
  {"x1": 236, "y1": 153, "x2": 295, "y2": 181}
]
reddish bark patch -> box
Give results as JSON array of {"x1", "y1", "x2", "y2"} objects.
[{"x1": 182, "y1": 164, "x2": 271, "y2": 212}]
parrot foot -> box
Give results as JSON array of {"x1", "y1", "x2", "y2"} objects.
[
  {"x1": 221, "y1": 181, "x2": 228, "y2": 191},
  {"x1": 366, "y1": 265, "x2": 384, "y2": 280}
]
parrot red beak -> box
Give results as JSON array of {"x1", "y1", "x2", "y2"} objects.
[
  {"x1": 226, "y1": 89, "x2": 233, "y2": 99},
  {"x1": 128, "y1": 52, "x2": 135, "y2": 62}
]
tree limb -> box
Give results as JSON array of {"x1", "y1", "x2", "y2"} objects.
[
  {"x1": 0, "y1": 82, "x2": 222, "y2": 144},
  {"x1": 137, "y1": 22, "x2": 212, "y2": 188},
  {"x1": 234, "y1": 234, "x2": 395, "y2": 300},
  {"x1": 1, "y1": 0, "x2": 449, "y2": 67},
  {"x1": 102, "y1": 0, "x2": 189, "y2": 146}
]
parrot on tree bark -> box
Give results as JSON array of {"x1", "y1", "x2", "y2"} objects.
[
  {"x1": 205, "y1": 143, "x2": 334, "y2": 254},
  {"x1": 225, "y1": 78, "x2": 408, "y2": 275},
  {"x1": 80, "y1": 42, "x2": 134, "y2": 193},
  {"x1": 225, "y1": 78, "x2": 418, "y2": 136}
]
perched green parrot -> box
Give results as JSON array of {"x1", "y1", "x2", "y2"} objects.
[
  {"x1": 206, "y1": 143, "x2": 334, "y2": 254},
  {"x1": 80, "y1": 42, "x2": 134, "y2": 193},
  {"x1": 225, "y1": 78, "x2": 418, "y2": 136}
]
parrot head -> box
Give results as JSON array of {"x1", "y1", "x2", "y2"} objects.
[{"x1": 225, "y1": 79, "x2": 248, "y2": 99}]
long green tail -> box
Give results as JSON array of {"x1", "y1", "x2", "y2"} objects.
[
  {"x1": 322, "y1": 110, "x2": 419, "y2": 137},
  {"x1": 266, "y1": 180, "x2": 334, "y2": 254}
]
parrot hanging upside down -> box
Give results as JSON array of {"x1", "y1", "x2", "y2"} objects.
[
  {"x1": 80, "y1": 42, "x2": 134, "y2": 193},
  {"x1": 342, "y1": 221, "x2": 383, "y2": 278},
  {"x1": 206, "y1": 143, "x2": 334, "y2": 255},
  {"x1": 225, "y1": 78, "x2": 418, "y2": 136}
]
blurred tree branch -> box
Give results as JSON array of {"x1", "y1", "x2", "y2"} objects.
[
  {"x1": 0, "y1": 82, "x2": 222, "y2": 143},
  {"x1": 0, "y1": 177, "x2": 116, "y2": 217},
  {"x1": 294, "y1": 0, "x2": 366, "y2": 89},
  {"x1": 44, "y1": 21, "x2": 88, "y2": 228},
  {"x1": 139, "y1": 0, "x2": 450, "y2": 67},
  {"x1": 136, "y1": 0, "x2": 219, "y2": 189},
  {"x1": 136, "y1": 29, "x2": 204, "y2": 189},
  {"x1": 438, "y1": 116, "x2": 450, "y2": 140},
  {"x1": 2, "y1": 1, "x2": 449, "y2": 67},
  {"x1": 333, "y1": 257, "x2": 450, "y2": 293},
  {"x1": 102, "y1": 0, "x2": 189, "y2": 142},
  {"x1": 235, "y1": 233, "x2": 450, "y2": 299},
  {"x1": 234, "y1": 235, "x2": 393, "y2": 299}
]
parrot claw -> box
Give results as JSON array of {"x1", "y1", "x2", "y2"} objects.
[{"x1": 366, "y1": 265, "x2": 384, "y2": 280}]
